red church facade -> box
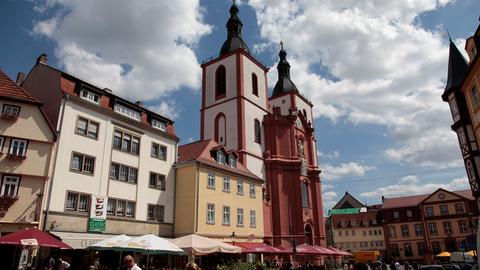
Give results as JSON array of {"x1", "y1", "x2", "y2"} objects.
[{"x1": 200, "y1": 3, "x2": 325, "y2": 248}]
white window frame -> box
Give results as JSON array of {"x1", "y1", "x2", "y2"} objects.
[
  {"x1": 406, "y1": 210, "x2": 413, "y2": 217},
  {"x1": 425, "y1": 207, "x2": 434, "y2": 217},
  {"x1": 207, "y1": 203, "x2": 215, "y2": 224},
  {"x1": 250, "y1": 210, "x2": 256, "y2": 228},
  {"x1": 114, "y1": 103, "x2": 141, "y2": 121},
  {"x1": 455, "y1": 203, "x2": 465, "y2": 214},
  {"x1": 237, "y1": 180, "x2": 243, "y2": 195},
  {"x1": 152, "y1": 119, "x2": 167, "y2": 131},
  {"x1": 1, "y1": 175, "x2": 20, "y2": 197},
  {"x1": 237, "y1": 208, "x2": 244, "y2": 226},
  {"x1": 249, "y1": 184, "x2": 256, "y2": 197},
  {"x1": 223, "y1": 206, "x2": 230, "y2": 225},
  {"x1": 229, "y1": 155, "x2": 237, "y2": 168},
  {"x1": 393, "y1": 211, "x2": 400, "y2": 219},
  {"x1": 223, "y1": 176, "x2": 230, "y2": 192},
  {"x1": 9, "y1": 138, "x2": 27, "y2": 156},
  {"x1": 149, "y1": 172, "x2": 166, "y2": 190},
  {"x1": 217, "y1": 151, "x2": 225, "y2": 164},
  {"x1": 80, "y1": 89, "x2": 100, "y2": 104},
  {"x1": 207, "y1": 173, "x2": 215, "y2": 188},
  {"x1": 2, "y1": 104, "x2": 20, "y2": 117},
  {"x1": 459, "y1": 220, "x2": 468, "y2": 233},
  {"x1": 439, "y1": 205, "x2": 449, "y2": 215}
]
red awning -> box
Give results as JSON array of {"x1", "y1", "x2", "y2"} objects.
[
  {"x1": 0, "y1": 228, "x2": 72, "y2": 249},
  {"x1": 233, "y1": 242, "x2": 288, "y2": 254},
  {"x1": 313, "y1": 246, "x2": 337, "y2": 255},
  {"x1": 282, "y1": 243, "x2": 324, "y2": 255},
  {"x1": 327, "y1": 246, "x2": 353, "y2": 256}
]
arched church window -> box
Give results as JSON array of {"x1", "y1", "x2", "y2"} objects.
[
  {"x1": 215, "y1": 113, "x2": 226, "y2": 145},
  {"x1": 301, "y1": 182, "x2": 309, "y2": 208},
  {"x1": 252, "y1": 73, "x2": 258, "y2": 96},
  {"x1": 254, "y1": 119, "x2": 261, "y2": 144},
  {"x1": 215, "y1": 65, "x2": 226, "y2": 98}
]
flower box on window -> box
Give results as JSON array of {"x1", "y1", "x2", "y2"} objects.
[
  {"x1": 7, "y1": 153, "x2": 26, "y2": 160},
  {"x1": 0, "y1": 195, "x2": 19, "y2": 217},
  {"x1": 0, "y1": 113, "x2": 18, "y2": 121}
]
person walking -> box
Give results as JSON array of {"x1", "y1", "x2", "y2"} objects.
[{"x1": 123, "y1": 255, "x2": 142, "y2": 270}]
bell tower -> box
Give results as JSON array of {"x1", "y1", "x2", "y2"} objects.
[{"x1": 200, "y1": 2, "x2": 269, "y2": 179}]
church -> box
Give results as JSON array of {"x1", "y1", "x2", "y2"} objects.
[{"x1": 198, "y1": 2, "x2": 326, "y2": 248}]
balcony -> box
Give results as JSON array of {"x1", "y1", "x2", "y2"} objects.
[
  {"x1": 0, "y1": 113, "x2": 18, "y2": 121},
  {"x1": 0, "y1": 195, "x2": 19, "y2": 217},
  {"x1": 7, "y1": 153, "x2": 26, "y2": 160}
]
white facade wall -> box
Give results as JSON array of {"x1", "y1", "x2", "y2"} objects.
[
  {"x1": 205, "y1": 55, "x2": 237, "y2": 108},
  {"x1": 203, "y1": 100, "x2": 238, "y2": 150},
  {"x1": 49, "y1": 101, "x2": 176, "y2": 224},
  {"x1": 268, "y1": 95, "x2": 291, "y2": 115},
  {"x1": 295, "y1": 95, "x2": 314, "y2": 127},
  {"x1": 243, "y1": 101, "x2": 266, "y2": 155},
  {"x1": 242, "y1": 55, "x2": 268, "y2": 109}
]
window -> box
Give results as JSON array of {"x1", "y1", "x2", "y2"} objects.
[
  {"x1": 439, "y1": 205, "x2": 449, "y2": 215},
  {"x1": 106, "y1": 199, "x2": 135, "y2": 218},
  {"x1": 65, "y1": 192, "x2": 89, "y2": 212},
  {"x1": 250, "y1": 210, "x2": 256, "y2": 227},
  {"x1": 223, "y1": 206, "x2": 230, "y2": 225},
  {"x1": 75, "y1": 117, "x2": 99, "y2": 139},
  {"x1": 249, "y1": 184, "x2": 256, "y2": 197},
  {"x1": 369, "y1": 230, "x2": 372, "y2": 235},
  {"x1": 458, "y1": 220, "x2": 468, "y2": 233},
  {"x1": 107, "y1": 199, "x2": 116, "y2": 215},
  {"x1": 352, "y1": 230, "x2": 356, "y2": 236},
  {"x1": 338, "y1": 231, "x2": 342, "y2": 237},
  {"x1": 0, "y1": 136, "x2": 4, "y2": 152},
  {"x1": 428, "y1": 223, "x2": 438, "y2": 235},
  {"x1": 401, "y1": 225, "x2": 409, "y2": 237},
  {"x1": 80, "y1": 89, "x2": 100, "y2": 104},
  {"x1": 415, "y1": 224, "x2": 423, "y2": 236},
  {"x1": 207, "y1": 173, "x2": 215, "y2": 188},
  {"x1": 389, "y1": 226, "x2": 396, "y2": 238},
  {"x1": 237, "y1": 180, "x2": 244, "y2": 195},
  {"x1": 9, "y1": 138, "x2": 27, "y2": 157},
  {"x1": 254, "y1": 119, "x2": 261, "y2": 143},
  {"x1": 406, "y1": 210, "x2": 413, "y2": 217},
  {"x1": 393, "y1": 211, "x2": 400, "y2": 219},
  {"x1": 223, "y1": 176, "x2": 230, "y2": 192},
  {"x1": 113, "y1": 130, "x2": 140, "y2": 155},
  {"x1": 207, "y1": 203, "x2": 215, "y2": 224},
  {"x1": 455, "y1": 203, "x2": 465, "y2": 214},
  {"x1": 417, "y1": 242, "x2": 424, "y2": 256},
  {"x1": 215, "y1": 65, "x2": 226, "y2": 98},
  {"x1": 217, "y1": 151, "x2": 226, "y2": 164},
  {"x1": 431, "y1": 241, "x2": 441, "y2": 254},
  {"x1": 114, "y1": 103, "x2": 141, "y2": 121},
  {"x1": 71, "y1": 152, "x2": 95, "y2": 174},
  {"x1": 472, "y1": 86, "x2": 480, "y2": 108},
  {"x1": 1, "y1": 175, "x2": 20, "y2": 197},
  {"x1": 151, "y1": 119, "x2": 166, "y2": 131},
  {"x1": 2, "y1": 104, "x2": 20, "y2": 118},
  {"x1": 425, "y1": 206, "x2": 434, "y2": 217},
  {"x1": 345, "y1": 230, "x2": 349, "y2": 236},
  {"x1": 372, "y1": 219, "x2": 377, "y2": 225},
  {"x1": 252, "y1": 73, "x2": 258, "y2": 96},
  {"x1": 404, "y1": 243, "x2": 413, "y2": 257},
  {"x1": 443, "y1": 221, "x2": 452, "y2": 234},
  {"x1": 301, "y1": 182, "x2": 309, "y2": 208},
  {"x1": 149, "y1": 172, "x2": 166, "y2": 190},
  {"x1": 147, "y1": 204, "x2": 164, "y2": 222},
  {"x1": 151, "y1": 143, "x2": 167, "y2": 160},
  {"x1": 116, "y1": 200, "x2": 126, "y2": 216},
  {"x1": 229, "y1": 155, "x2": 237, "y2": 168},
  {"x1": 110, "y1": 163, "x2": 138, "y2": 183},
  {"x1": 237, "y1": 208, "x2": 244, "y2": 226},
  {"x1": 363, "y1": 231, "x2": 366, "y2": 236},
  {"x1": 126, "y1": 201, "x2": 135, "y2": 217}
]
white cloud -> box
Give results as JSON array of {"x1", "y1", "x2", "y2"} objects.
[
  {"x1": 360, "y1": 176, "x2": 469, "y2": 198},
  {"x1": 317, "y1": 150, "x2": 340, "y2": 160},
  {"x1": 322, "y1": 162, "x2": 374, "y2": 181},
  {"x1": 322, "y1": 191, "x2": 338, "y2": 209},
  {"x1": 247, "y1": 0, "x2": 462, "y2": 168},
  {"x1": 147, "y1": 100, "x2": 182, "y2": 120},
  {"x1": 398, "y1": 175, "x2": 419, "y2": 184},
  {"x1": 31, "y1": 0, "x2": 211, "y2": 101}
]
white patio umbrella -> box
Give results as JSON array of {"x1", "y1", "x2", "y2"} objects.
[
  {"x1": 170, "y1": 234, "x2": 241, "y2": 256},
  {"x1": 117, "y1": 234, "x2": 185, "y2": 255},
  {"x1": 87, "y1": 234, "x2": 132, "y2": 250}
]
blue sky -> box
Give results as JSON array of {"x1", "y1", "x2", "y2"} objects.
[{"x1": 1, "y1": 0, "x2": 479, "y2": 211}]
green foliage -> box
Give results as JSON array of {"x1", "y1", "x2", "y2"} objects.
[{"x1": 216, "y1": 261, "x2": 255, "y2": 270}]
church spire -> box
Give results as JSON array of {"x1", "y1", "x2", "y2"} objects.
[
  {"x1": 219, "y1": 1, "x2": 250, "y2": 56},
  {"x1": 272, "y1": 41, "x2": 298, "y2": 97}
]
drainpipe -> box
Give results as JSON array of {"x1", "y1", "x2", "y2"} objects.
[{"x1": 42, "y1": 96, "x2": 68, "y2": 231}]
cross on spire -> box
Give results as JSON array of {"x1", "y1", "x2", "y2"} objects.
[{"x1": 280, "y1": 41, "x2": 284, "y2": 50}]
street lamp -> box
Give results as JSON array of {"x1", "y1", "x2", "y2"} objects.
[{"x1": 231, "y1": 232, "x2": 236, "y2": 246}]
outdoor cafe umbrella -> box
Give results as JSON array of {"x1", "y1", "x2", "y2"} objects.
[
  {"x1": 0, "y1": 228, "x2": 71, "y2": 249},
  {"x1": 327, "y1": 246, "x2": 353, "y2": 256},
  {"x1": 436, "y1": 251, "x2": 451, "y2": 257},
  {"x1": 282, "y1": 243, "x2": 324, "y2": 255},
  {"x1": 87, "y1": 234, "x2": 132, "y2": 250},
  {"x1": 116, "y1": 234, "x2": 185, "y2": 255},
  {"x1": 170, "y1": 234, "x2": 241, "y2": 256},
  {"x1": 313, "y1": 246, "x2": 337, "y2": 255},
  {"x1": 236, "y1": 242, "x2": 289, "y2": 254}
]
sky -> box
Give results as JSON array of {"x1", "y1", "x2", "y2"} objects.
[{"x1": 1, "y1": 0, "x2": 479, "y2": 212}]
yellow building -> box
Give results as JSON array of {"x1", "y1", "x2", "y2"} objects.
[
  {"x1": 175, "y1": 139, "x2": 264, "y2": 244},
  {"x1": 0, "y1": 69, "x2": 55, "y2": 234}
]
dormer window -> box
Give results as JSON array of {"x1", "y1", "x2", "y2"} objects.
[
  {"x1": 80, "y1": 89, "x2": 100, "y2": 104},
  {"x1": 2, "y1": 104, "x2": 20, "y2": 118},
  {"x1": 152, "y1": 119, "x2": 167, "y2": 131},
  {"x1": 229, "y1": 155, "x2": 237, "y2": 168},
  {"x1": 217, "y1": 151, "x2": 226, "y2": 164},
  {"x1": 114, "y1": 103, "x2": 141, "y2": 121}
]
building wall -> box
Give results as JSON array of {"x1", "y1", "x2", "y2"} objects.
[
  {"x1": 204, "y1": 54, "x2": 238, "y2": 108},
  {"x1": 174, "y1": 164, "x2": 197, "y2": 236},
  {"x1": 0, "y1": 99, "x2": 54, "y2": 233},
  {"x1": 268, "y1": 94, "x2": 291, "y2": 116},
  {"x1": 196, "y1": 166, "x2": 264, "y2": 242},
  {"x1": 203, "y1": 100, "x2": 239, "y2": 150},
  {"x1": 332, "y1": 226, "x2": 385, "y2": 252},
  {"x1": 242, "y1": 55, "x2": 268, "y2": 108},
  {"x1": 46, "y1": 99, "x2": 176, "y2": 235}
]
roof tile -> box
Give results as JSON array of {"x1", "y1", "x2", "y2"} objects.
[{"x1": 0, "y1": 69, "x2": 40, "y2": 103}]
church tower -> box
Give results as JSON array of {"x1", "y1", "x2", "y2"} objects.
[{"x1": 200, "y1": 2, "x2": 269, "y2": 178}]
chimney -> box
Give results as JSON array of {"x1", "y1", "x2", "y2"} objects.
[
  {"x1": 135, "y1": 101, "x2": 144, "y2": 107},
  {"x1": 103, "y1": 87, "x2": 112, "y2": 93},
  {"x1": 36, "y1": 53, "x2": 48, "y2": 65},
  {"x1": 16, "y1": 72, "x2": 25, "y2": 85}
]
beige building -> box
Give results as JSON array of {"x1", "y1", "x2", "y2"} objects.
[
  {"x1": 175, "y1": 139, "x2": 265, "y2": 244},
  {"x1": 326, "y1": 192, "x2": 385, "y2": 254},
  {"x1": 21, "y1": 55, "x2": 178, "y2": 247},
  {"x1": 0, "y1": 69, "x2": 55, "y2": 235}
]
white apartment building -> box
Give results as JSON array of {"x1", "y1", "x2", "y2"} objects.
[{"x1": 21, "y1": 54, "x2": 178, "y2": 247}]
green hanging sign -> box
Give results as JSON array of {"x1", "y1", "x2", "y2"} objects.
[{"x1": 88, "y1": 218, "x2": 106, "y2": 232}]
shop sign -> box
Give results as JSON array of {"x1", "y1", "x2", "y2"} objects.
[
  {"x1": 88, "y1": 218, "x2": 106, "y2": 232},
  {"x1": 88, "y1": 195, "x2": 108, "y2": 232},
  {"x1": 20, "y1": 239, "x2": 38, "y2": 246}
]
